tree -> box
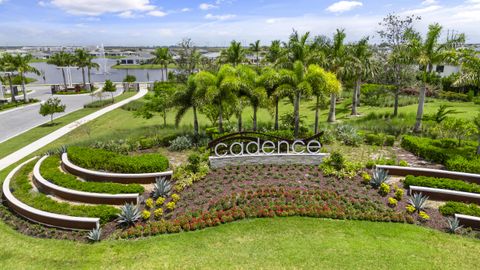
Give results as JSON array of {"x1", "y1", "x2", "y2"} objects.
[
  {"x1": 173, "y1": 75, "x2": 201, "y2": 136},
  {"x1": 74, "y1": 49, "x2": 89, "y2": 86},
  {"x1": 265, "y1": 40, "x2": 283, "y2": 66},
  {"x1": 474, "y1": 113, "x2": 480, "y2": 155},
  {"x1": 138, "y1": 82, "x2": 176, "y2": 127},
  {"x1": 48, "y1": 51, "x2": 74, "y2": 90},
  {"x1": 102, "y1": 80, "x2": 116, "y2": 101},
  {"x1": 408, "y1": 23, "x2": 464, "y2": 132},
  {"x1": 177, "y1": 38, "x2": 201, "y2": 83},
  {"x1": 150, "y1": 48, "x2": 173, "y2": 82},
  {"x1": 249, "y1": 40, "x2": 261, "y2": 68},
  {"x1": 10, "y1": 54, "x2": 40, "y2": 101},
  {"x1": 0, "y1": 53, "x2": 17, "y2": 102},
  {"x1": 258, "y1": 67, "x2": 282, "y2": 130},
  {"x1": 348, "y1": 37, "x2": 375, "y2": 115},
  {"x1": 39, "y1": 97, "x2": 66, "y2": 124},
  {"x1": 441, "y1": 118, "x2": 475, "y2": 147},
  {"x1": 220, "y1": 40, "x2": 246, "y2": 66},
  {"x1": 454, "y1": 49, "x2": 480, "y2": 90},
  {"x1": 85, "y1": 55, "x2": 99, "y2": 87},
  {"x1": 377, "y1": 13, "x2": 421, "y2": 117}
]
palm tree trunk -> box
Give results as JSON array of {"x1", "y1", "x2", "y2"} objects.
[
  {"x1": 8, "y1": 74, "x2": 15, "y2": 102},
  {"x1": 351, "y1": 78, "x2": 360, "y2": 115},
  {"x1": 81, "y1": 67, "x2": 86, "y2": 86},
  {"x1": 87, "y1": 67, "x2": 92, "y2": 86},
  {"x1": 314, "y1": 95, "x2": 320, "y2": 134},
  {"x1": 393, "y1": 86, "x2": 400, "y2": 117},
  {"x1": 218, "y1": 103, "x2": 224, "y2": 133},
  {"x1": 328, "y1": 93, "x2": 336, "y2": 122},
  {"x1": 61, "y1": 68, "x2": 67, "y2": 90},
  {"x1": 21, "y1": 72, "x2": 27, "y2": 101},
  {"x1": 414, "y1": 66, "x2": 431, "y2": 133},
  {"x1": 356, "y1": 85, "x2": 361, "y2": 107},
  {"x1": 253, "y1": 106, "x2": 258, "y2": 131},
  {"x1": 193, "y1": 106, "x2": 199, "y2": 137},
  {"x1": 274, "y1": 97, "x2": 279, "y2": 131},
  {"x1": 294, "y1": 92, "x2": 300, "y2": 137}
]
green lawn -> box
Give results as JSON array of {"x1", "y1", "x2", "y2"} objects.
[
  {"x1": 111, "y1": 63, "x2": 178, "y2": 69},
  {"x1": 0, "y1": 92, "x2": 136, "y2": 159},
  {"x1": 0, "y1": 217, "x2": 478, "y2": 269}
]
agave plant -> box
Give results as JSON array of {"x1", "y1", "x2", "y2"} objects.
[
  {"x1": 117, "y1": 203, "x2": 141, "y2": 226},
  {"x1": 152, "y1": 177, "x2": 172, "y2": 199},
  {"x1": 87, "y1": 226, "x2": 102, "y2": 242},
  {"x1": 370, "y1": 168, "x2": 389, "y2": 188},
  {"x1": 446, "y1": 217, "x2": 463, "y2": 234},
  {"x1": 408, "y1": 192, "x2": 429, "y2": 212}
]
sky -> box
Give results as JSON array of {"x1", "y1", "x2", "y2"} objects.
[{"x1": 0, "y1": 0, "x2": 479, "y2": 46}]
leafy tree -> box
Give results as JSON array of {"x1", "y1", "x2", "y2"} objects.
[
  {"x1": 176, "y1": 38, "x2": 201, "y2": 83},
  {"x1": 123, "y1": 75, "x2": 136, "y2": 83},
  {"x1": 173, "y1": 75, "x2": 201, "y2": 136},
  {"x1": 220, "y1": 40, "x2": 246, "y2": 66},
  {"x1": 441, "y1": 118, "x2": 475, "y2": 146},
  {"x1": 48, "y1": 51, "x2": 74, "y2": 90},
  {"x1": 138, "y1": 82, "x2": 176, "y2": 127},
  {"x1": 102, "y1": 80, "x2": 116, "y2": 101},
  {"x1": 408, "y1": 23, "x2": 465, "y2": 132},
  {"x1": 348, "y1": 37, "x2": 375, "y2": 115},
  {"x1": 39, "y1": 97, "x2": 66, "y2": 124},
  {"x1": 150, "y1": 48, "x2": 173, "y2": 82},
  {"x1": 9, "y1": 54, "x2": 40, "y2": 101},
  {"x1": 249, "y1": 40, "x2": 261, "y2": 68}
]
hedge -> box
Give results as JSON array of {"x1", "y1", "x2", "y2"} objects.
[
  {"x1": 364, "y1": 133, "x2": 395, "y2": 146},
  {"x1": 404, "y1": 175, "x2": 480, "y2": 194},
  {"x1": 10, "y1": 161, "x2": 119, "y2": 223},
  {"x1": 445, "y1": 156, "x2": 480, "y2": 174},
  {"x1": 41, "y1": 156, "x2": 144, "y2": 194},
  {"x1": 439, "y1": 201, "x2": 480, "y2": 217},
  {"x1": 67, "y1": 146, "x2": 169, "y2": 174}
]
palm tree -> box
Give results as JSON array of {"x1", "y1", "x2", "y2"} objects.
[
  {"x1": 0, "y1": 53, "x2": 17, "y2": 102},
  {"x1": 173, "y1": 75, "x2": 201, "y2": 136},
  {"x1": 195, "y1": 64, "x2": 239, "y2": 133},
  {"x1": 409, "y1": 23, "x2": 464, "y2": 132},
  {"x1": 258, "y1": 67, "x2": 282, "y2": 130},
  {"x1": 48, "y1": 51, "x2": 73, "y2": 90},
  {"x1": 348, "y1": 37, "x2": 375, "y2": 115},
  {"x1": 265, "y1": 40, "x2": 283, "y2": 66},
  {"x1": 150, "y1": 48, "x2": 173, "y2": 82},
  {"x1": 85, "y1": 55, "x2": 99, "y2": 88},
  {"x1": 454, "y1": 49, "x2": 480, "y2": 91},
  {"x1": 220, "y1": 40, "x2": 246, "y2": 66},
  {"x1": 74, "y1": 49, "x2": 89, "y2": 86},
  {"x1": 11, "y1": 54, "x2": 40, "y2": 101},
  {"x1": 249, "y1": 40, "x2": 261, "y2": 68},
  {"x1": 235, "y1": 65, "x2": 266, "y2": 131}
]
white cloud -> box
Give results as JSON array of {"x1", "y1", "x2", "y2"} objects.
[
  {"x1": 50, "y1": 0, "x2": 155, "y2": 16},
  {"x1": 421, "y1": 0, "x2": 437, "y2": 5},
  {"x1": 181, "y1": 8, "x2": 192, "y2": 12},
  {"x1": 402, "y1": 5, "x2": 442, "y2": 15},
  {"x1": 38, "y1": 1, "x2": 47, "y2": 6},
  {"x1": 266, "y1": 18, "x2": 277, "y2": 24},
  {"x1": 199, "y1": 3, "x2": 217, "y2": 10},
  {"x1": 148, "y1": 10, "x2": 167, "y2": 17},
  {"x1": 205, "y1": 13, "x2": 236, "y2": 20},
  {"x1": 118, "y1": 11, "x2": 135, "y2": 18},
  {"x1": 326, "y1": 1, "x2": 363, "y2": 13}
]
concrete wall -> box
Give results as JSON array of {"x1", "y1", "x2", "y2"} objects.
[{"x1": 209, "y1": 153, "x2": 329, "y2": 169}]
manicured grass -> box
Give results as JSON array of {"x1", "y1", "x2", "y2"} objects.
[
  {"x1": 0, "y1": 217, "x2": 479, "y2": 269},
  {"x1": 0, "y1": 92, "x2": 136, "y2": 159},
  {"x1": 111, "y1": 63, "x2": 178, "y2": 69}
]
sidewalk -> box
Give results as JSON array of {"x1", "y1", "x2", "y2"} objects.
[{"x1": 0, "y1": 87, "x2": 148, "y2": 171}]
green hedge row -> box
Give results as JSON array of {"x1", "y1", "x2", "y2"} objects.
[
  {"x1": 67, "y1": 146, "x2": 169, "y2": 174},
  {"x1": 439, "y1": 201, "x2": 480, "y2": 217},
  {"x1": 41, "y1": 156, "x2": 144, "y2": 194},
  {"x1": 404, "y1": 175, "x2": 480, "y2": 194},
  {"x1": 11, "y1": 161, "x2": 119, "y2": 223},
  {"x1": 401, "y1": 136, "x2": 451, "y2": 164},
  {"x1": 364, "y1": 133, "x2": 395, "y2": 146},
  {"x1": 445, "y1": 156, "x2": 480, "y2": 174}
]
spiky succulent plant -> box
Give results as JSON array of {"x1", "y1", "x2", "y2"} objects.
[
  {"x1": 370, "y1": 168, "x2": 390, "y2": 188},
  {"x1": 408, "y1": 192, "x2": 429, "y2": 212},
  {"x1": 117, "y1": 203, "x2": 141, "y2": 226},
  {"x1": 446, "y1": 217, "x2": 463, "y2": 234},
  {"x1": 152, "y1": 177, "x2": 172, "y2": 199},
  {"x1": 87, "y1": 226, "x2": 102, "y2": 242}
]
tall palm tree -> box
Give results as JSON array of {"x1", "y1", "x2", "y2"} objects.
[
  {"x1": 249, "y1": 40, "x2": 261, "y2": 68},
  {"x1": 258, "y1": 67, "x2": 282, "y2": 130},
  {"x1": 74, "y1": 49, "x2": 89, "y2": 86},
  {"x1": 0, "y1": 53, "x2": 17, "y2": 102},
  {"x1": 150, "y1": 48, "x2": 173, "y2": 82},
  {"x1": 11, "y1": 54, "x2": 40, "y2": 101},
  {"x1": 235, "y1": 65, "x2": 266, "y2": 131},
  {"x1": 348, "y1": 37, "x2": 375, "y2": 115},
  {"x1": 453, "y1": 49, "x2": 480, "y2": 92},
  {"x1": 220, "y1": 40, "x2": 246, "y2": 66},
  {"x1": 266, "y1": 40, "x2": 283, "y2": 66},
  {"x1": 408, "y1": 23, "x2": 464, "y2": 132},
  {"x1": 173, "y1": 74, "x2": 201, "y2": 136},
  {"x1": 85, "y1": 55, "x2": 99, "y2": 87},
  {"x1": 48, "y1": 51, "x2": 73, "y2": 89},
  {"x1": 195, "y1": 64, "x2": 239, "y2": 133}
]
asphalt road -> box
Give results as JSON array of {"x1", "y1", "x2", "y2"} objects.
[{"x1": 0, "y1": 84, "x2": 122, "y2": 143}]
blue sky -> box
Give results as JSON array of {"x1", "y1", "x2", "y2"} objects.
[{"x1": 0, "y1": 0, "x2": 479, "y2": 46}]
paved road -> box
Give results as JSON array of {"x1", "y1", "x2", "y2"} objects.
[{"x1": 0, "y1": 84, "x2": 122, "y2": 143}]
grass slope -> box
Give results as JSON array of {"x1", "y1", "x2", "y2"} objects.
[{"x1": 0, "y1": 217, "x2": 479, "y2": 269}]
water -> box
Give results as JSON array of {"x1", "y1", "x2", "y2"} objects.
[{"x1": 28, "y1": 59, "x2": 170, "y2": 84}]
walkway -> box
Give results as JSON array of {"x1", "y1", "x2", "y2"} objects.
[{"x1": 0, "y1": 87, "x2": 148, "y2": 171}]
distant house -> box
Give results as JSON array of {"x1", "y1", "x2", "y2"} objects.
[
  {"x1": 119, "y1": 56, "x2": 151, "y2": 65},
  {"x1": 432, "y1": 64, "x2": 460, "y2": 77}
]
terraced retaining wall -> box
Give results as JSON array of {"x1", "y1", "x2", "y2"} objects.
[
  {"x1": 376, "y1": 165, "x2": 480, "y2": 184},
  {"x1": 409, "y1": 186, "x2": 480, "y2": 204}
]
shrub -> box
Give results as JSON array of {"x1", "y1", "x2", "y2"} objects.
[
  {"x1": 83, "y1": 99, "x2": 113, "y2": 108},
  {"x1": 10, "y1": 161, "x2": 118, "y2": 224},
  {"x1": 388, "y1": 197, "x2": 398, "y2": 207},
  {"x1": 166, "y1": 201, "x2": 176, "y2": 211},
  {"x1": 117, "y1": 203, "x2": 141, "y2": 226},
  {"x1": 446, "y1": 217, "x2": 463, "y2": 233},
  {"x1": 154, "y1": 208, "x2": 163, "y2": 219},
  {"x1": 419, "y1": 211, "x2": 430, "y2": 221},
  {"x1": 364, "y1": 133, "x2": 395, "y2": 146},
  {"x1": 398, "y1": 160, "x2": 409, "y2": 167},
  {"x1": 41, "y1": 156, "x2": 144, "y2": 194},
  {"x1": 394, "y1": 188, "x2": 404, "y2": 201},
  {"x1": 408, "y1": 193, "x2": 429, "y2": 213},
  {"x1": 156, "y1": 197, "x2": 166, "y2": 207},
  {"x1": 168, "y1": 136, "x2": 193, "y2": 151},
  {"x1": 361, "y1": 171, "x2": 371, "y2": 184},
  {"x1": 370, "y1": 168, "x2": 389, "y2": 188},
  {"x1": 171, "y1": 193, "x2": 180, "y2": 203},
  {"x1": 379, "y1": 183, "x2": 390, "y2": 196},
  {"x1": 446, "y1": 156, "x2": 480, "y2": 174},
  {"x1": 320, "y1": 154, "x2": 362, "y2": 179},
  {"x1": 87, "y1": 227, "x2": 102, "y2": 242},
  {"x1": 153, "y1": 177, "x2": 172, "y2": 199},
  {"x1": 329, "y1": 152, "x2": 345, "y2": 170},
  {"x1": 68, "y1": 146, "x2": 169, "y2": 173},
  {"x1": 365, "y1": 157, "x2": 395, "y2": 169},
  {"x1": 438, "y1": 91, "x2": 471, "y2": 102},
  {"x1": 145, "y1": 198, "x2": 154, "y2": 209},
  {"x1": 404, "y1": 175, "x2": 480, "y2": 193},
  {"x1": 439, "y1": 201, "x2": 480, "y2": 217},
  {"x1": 142, "y1": 210, "x2": 151, "y2": 220},
  {"x1": 335, "y1": 125, "x2": 362, "y2": 146},
  {"x1": 406, "y1": 205, "x2": 416, "y2": 214}
]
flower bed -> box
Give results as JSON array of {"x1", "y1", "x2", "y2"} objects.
[
  {"x1": 41, "y1": 155, "x2": 144, "y2": 194},
  {"x1": 439, "y1": 202, "x2": 480, "y2": 218},
  {"x1": 10, "y1": 160, "x2": 119, "y2": 224},
  {"x1": 67, "y1": 146, "x2": 169, "y2": 173},
  {"x1": 404, "y1": 175, "x2": 480, "y2": 194}
]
